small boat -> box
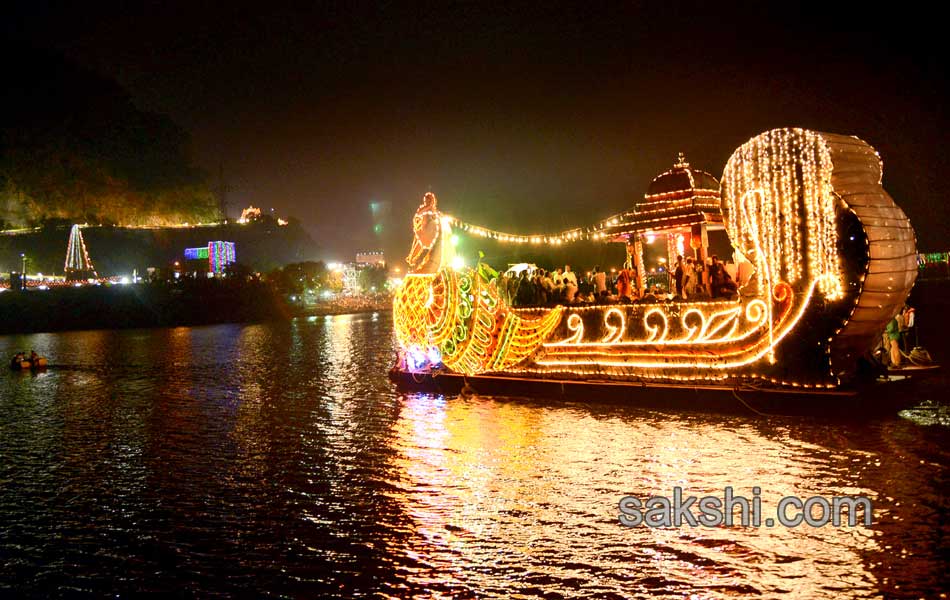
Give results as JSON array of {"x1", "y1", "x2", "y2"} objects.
[{"x1": 9, "y1": 355, "x2": 48, "y2": 371}]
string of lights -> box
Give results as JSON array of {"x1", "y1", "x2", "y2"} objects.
[{"x1": 443, "y1": 212, "x2": 627, "y2": 245}]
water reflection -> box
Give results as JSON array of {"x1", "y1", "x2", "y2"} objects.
[
  {"x1": 1, "y1": 315, "x2": 948, "y2": 597},
  {"x1": 385, "y1": 396, "x2": 893, "y2": 596}
]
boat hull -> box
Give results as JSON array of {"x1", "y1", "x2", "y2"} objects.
[{"x1": 389, "y1": 367, "x2": 933, "y2": 417}]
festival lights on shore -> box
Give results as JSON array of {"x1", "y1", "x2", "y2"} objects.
[{"x1": 64, "y1": 224, "x2": 98, "y2": 277}]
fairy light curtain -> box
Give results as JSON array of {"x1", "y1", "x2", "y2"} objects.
[{"x1": 721, "y1": 128, "x2": 844, "y2": 300}]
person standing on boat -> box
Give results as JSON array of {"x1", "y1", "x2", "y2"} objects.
[
  {"x1": 532, "y1": 271, "x2": 545, "y2": 305},
  {"x1": 551, "y1": 268, "x2": 564, "y2": 303},
  {"x1": 885, "y1": 314, "x2": 902, "y2": 368},
  {"x1": 708, "y1": 256, "x2": 723, "y2": 296},
  {"x1": 562, "y1": 265, "x2": 578, "y2": 302},
  {"x1": 541, "y1": 269, "x2": 555, "y2": 304},
  {"x1": 692, "y1": 258, "x2": 706, "y2": 298},
  {"x1": 616, "y1": 267, "x2": 632, "y2": 302},
  {"x1": 506, "y1": 271, "x2": 521, "y2": 306},
  {"x1": 496, "y1": 271, "x2": 509, "y2": 304},
  {"x1": 674, "y1": 255, "x2": 685, "y2": 298},
  {"x1": 593, "y1": 266, "x2": 607, "y2": 298},
  {"x1": 683, "y1": 258, "x2": 696, "y2": 298},
  {"x1": 900, "y1": 304, "x2": 916, "y2": 353}
]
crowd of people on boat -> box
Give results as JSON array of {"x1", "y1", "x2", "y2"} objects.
[{"x1": 497, "y1": 255, "x2": 740, "y2": 308}]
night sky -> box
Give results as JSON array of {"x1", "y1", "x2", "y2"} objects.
[{"x1": 5, "y1": 2, "x2": 948, "y2": 262}]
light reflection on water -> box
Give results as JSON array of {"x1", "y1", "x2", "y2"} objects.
[{"x1": 1, "y1": 314, "x2": 948, "y2": 598}]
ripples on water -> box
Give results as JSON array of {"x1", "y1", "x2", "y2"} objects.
[{"x1": 1, "y1": 313, "x2": 949, "y2": 598}]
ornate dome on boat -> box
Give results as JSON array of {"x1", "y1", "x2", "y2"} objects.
[
  {"x1": 599, "y1": 153, "x2": 724, "y2": 239},
  {"x1": 638, "y1": 153, "x2": 721, "y2": 212}
]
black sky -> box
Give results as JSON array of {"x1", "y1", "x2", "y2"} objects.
[{"x1": 5, "y1": 1, "x2": 948, "y2": 261}]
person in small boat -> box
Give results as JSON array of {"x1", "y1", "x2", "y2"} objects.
[
  {"x1": 11, "y1": 352, "x2": 26, "y2": 368},
  {"x1": 30, "y1": 350, "x2": 39, "y2": 363}
]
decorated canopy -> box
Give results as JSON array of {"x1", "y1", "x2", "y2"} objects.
[{"x1": 601, "y1": 153, "x2": 724, "y2": 240}]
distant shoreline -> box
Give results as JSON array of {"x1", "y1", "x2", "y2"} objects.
[
  {"x1": 0, "y1": 282, "x2": 391, "y2": 336},
  {"x1": 294, "y1": 306, "x2": 392, "y2": 318}
]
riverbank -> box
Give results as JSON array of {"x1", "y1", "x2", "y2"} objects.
[
  {"x1": 0, "y1": 220, "x2": 318, "y2": 274},
  {"x1": 0, "y1": 281, "x2": 287, "y2": 335},
  {"x1": 4, "y1": 277, "x2": 943, "y2": 342},
  {"x1": 0, "y1": 282, "x2": 393, "y2": 335}
]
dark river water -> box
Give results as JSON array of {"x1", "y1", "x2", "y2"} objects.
[{"x1": 2, "y1": 312, "x2": 949, "y2": 598}]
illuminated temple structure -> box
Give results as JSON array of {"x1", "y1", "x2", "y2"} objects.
[
  {"x1": 391, "y1": 128, "x2": 919, "y2": 395},
  {"x1": 64, "y1": 224, "x2": 98, "y2": 281},
  {"x1": 600, "y1": 153, "x2": 725, "y2": 295}
]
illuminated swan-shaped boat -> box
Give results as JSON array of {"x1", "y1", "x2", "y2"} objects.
[{"x1": 392, "y1": 128, "x2": 919, "y2": 396}]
